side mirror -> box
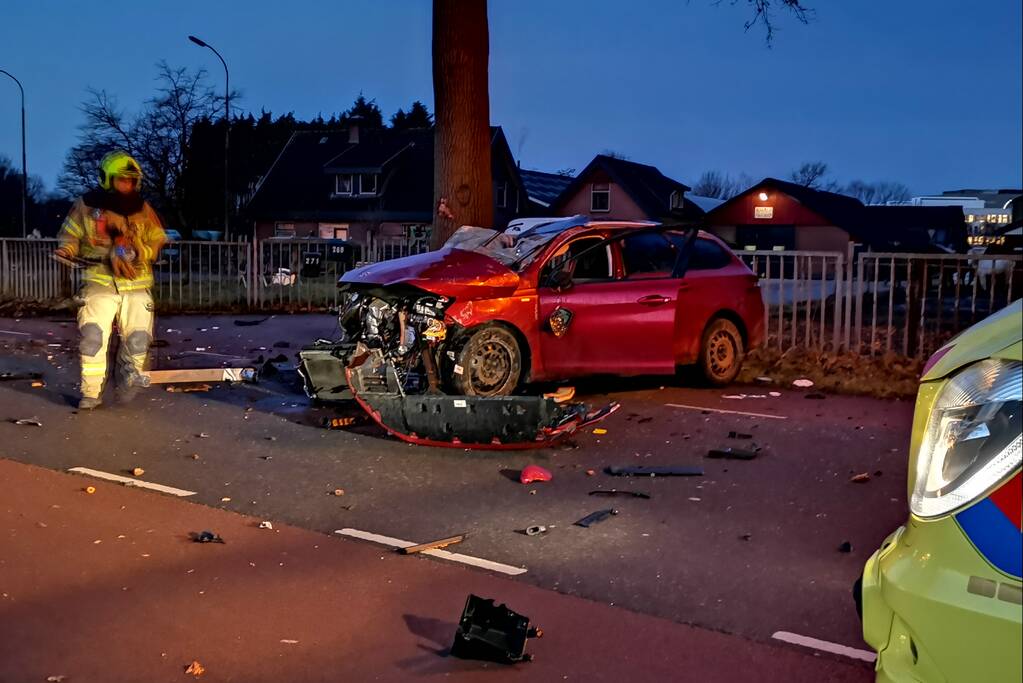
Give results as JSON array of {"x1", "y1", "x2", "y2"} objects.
[{"x1": 550, "y1": 270, "x2": 574, "y2": 292}]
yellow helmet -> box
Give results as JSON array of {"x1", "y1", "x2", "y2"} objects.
[{"x1": 98, "y1": 150, "x2": 143, "y2": 190}]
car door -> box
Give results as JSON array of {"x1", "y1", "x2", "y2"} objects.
[{"x1": 538, "y1": 231, "x2": 681, "y2": 377}]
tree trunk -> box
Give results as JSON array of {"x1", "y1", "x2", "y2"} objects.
[{"x1": 431, "y1": 0, "x2": 493, "y2": 249}]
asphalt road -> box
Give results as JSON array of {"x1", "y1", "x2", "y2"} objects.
[{"x1": 0, "y1": 313, "x2": 914, "y2": 665}]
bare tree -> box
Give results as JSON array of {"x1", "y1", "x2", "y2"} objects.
[
  {"x1": 59, "y1": 62, "x2": 222, "y2": 227},
  {"x1": 432, "y1": 0, "x2": 493, "y2": 248},
  {"x1": 873, "y1": 181, "x2": 911, "y2": 205},
  {"x1": 740, "y1": 0, "x2": 814, "y2": 43},
  {"x1": 790, "y1": 161, "x2": 829, "y2": 188},
  {"x1": 692, "y1": 170, "x2": 752, "y2": 199}
]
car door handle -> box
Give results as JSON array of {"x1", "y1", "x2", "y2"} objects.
[{"x1": 637, "y1": 295, "x2": 670, "y2": 306}]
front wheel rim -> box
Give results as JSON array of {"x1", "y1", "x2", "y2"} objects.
[{"x1": 707, "y1": 330, "x2": 737, "y2": 378}]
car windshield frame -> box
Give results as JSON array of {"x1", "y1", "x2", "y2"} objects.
[{"x1": 442, "y1": 217, "x2": 590, "y2": 272}]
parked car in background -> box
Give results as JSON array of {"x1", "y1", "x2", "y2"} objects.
[
  {"x1": 858, "y1": 298, "x2": 1022, "y2": 682},
  {"x1": 333, "y1": 216, "x2": 765, "y2": 396}
]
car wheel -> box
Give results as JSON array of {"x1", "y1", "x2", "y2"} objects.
[
  {"x1": 451, "y1": 326, "x2": 522, "y2": 397},
  {"x1": 699, "y1": 318, "x2": 744, "y2": 386}
]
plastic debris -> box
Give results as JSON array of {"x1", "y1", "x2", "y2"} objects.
[
  {"x1": 84, "y1": 486, "x2": 96, "y2": 494},
  {"x1": 575, "y1": 508, "x2": 618, "y2": 528},
  {"x1": 47, "y1": 677, "x2": 68, "y2": 682},
  {"x1": 739, "y1": 533, "x2": 753, "y2": 541},
  {"x1": 280, "y1": 639, "x2": 299, "y2": 644},
  {"x1": 221, "y1": 497, "x2": 231, "y2": 502},
  {"x1": 838, "y1": 541, "x2": 853, "y2": 553},
  {"x1": 605, "y1": 465, "x2": 703, "y2": 477},
  {"x1": 234, "y1": 318, "x2": 269, "y2": 327},
  {"x1": 13, "y1": 418, "x2": 42, "y2": 427},
  {"x1": 192, "y1": 531, "x2": 225, "y2": 544},
  {"x1": 850, "y1": 472, "x2": 871, "y2": 483},
  {"x1": 197, "y1": 433, "x2": 210, "y2": 439},
  {"x1": 727, "y1": 431, "x2": 753, "y2": 439},
  {"x1": 589, "y1": 490, "x2": 651, "y2": 499},
  {"x1": 332, "y1": 488, "x2": 345, "y2": 497},
  {"x1": 185, "y1": 660, "x2": 206, "y2": 677},
  {"x1": 769, "y1": 391, "x2": 782, "y2": 397},
  {"x1": 793, "y1": 378, "x2": 815, "y2": 388},
  {"x1": 519, "y1": 465, "x2": 553, "y2": 484},
  {"x1": 259, "y1": 521, "x2": 274, "y2": 530},
  {"x1": 707, "y1": 448, "x2": 758, "y2": 461},
  {"x1": 585, "y1": 469, "x2": 596, "y2": 476},
  {"x1": 131, "y1": 467, "x2": 145, "y2": 477},
  {"x1": 592, "y1": 428, "x2": 608, "y2": 435}
]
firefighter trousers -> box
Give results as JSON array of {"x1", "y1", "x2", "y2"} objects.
[{"x1": 77, "y1": 284, "x2": 154, "y2": 399}]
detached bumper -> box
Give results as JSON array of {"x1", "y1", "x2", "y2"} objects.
[{"x1": 860, "y1": 520, "x2": 1022, "y2": 683}]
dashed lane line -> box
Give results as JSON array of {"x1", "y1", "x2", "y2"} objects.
[
  {"x1": 772, "y1": 631, "x2": 877, "y2": 663},
  {"x1": 335, "y1": 527, "x2": 527, "y2": 576},
  {"x1": 68, "y1": 467, "x2": 197, "y2": 497}
]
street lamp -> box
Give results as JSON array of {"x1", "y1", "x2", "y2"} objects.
[
  {"x1": 0, "y1": 69, "x2": 27, "y2": 239},
  {"x1": 188, "y1": 35, "x2": 230, "y2": 239}
]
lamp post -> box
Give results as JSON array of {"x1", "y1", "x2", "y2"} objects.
[
  {"x1": 188, "y1": 35, "x2": 230, "y2": 239},
  {"x1": 0, "y1": 69, "x2": 27, "y2": 239}
]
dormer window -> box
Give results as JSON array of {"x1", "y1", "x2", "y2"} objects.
[
  {"x1": 359, "y1": 173, "x2": 378, "y2": 196},
  {"x1": 335, "y1": 174, "x2": 353, "y2": 195},
  {"x1": 591, "y1": 183, "x2": 610, "y2": 212}
]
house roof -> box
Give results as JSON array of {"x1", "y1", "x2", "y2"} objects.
[
  {"x1": 708, "y1": 178, "x2": 966, "y2": 251},
  {"x1": 247, "y1": 126, "x2": 513, "y2": 224},
  {"x1": 553, "y1": 154, "x2": 697, "y2": 219},
  {"x1": 519, "y1": 169, "x2": 574, "y2": 207}
]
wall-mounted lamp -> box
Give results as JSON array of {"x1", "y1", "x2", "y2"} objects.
[{"x1": 758, "y1": 192, "x2": 769, "y2": 201}]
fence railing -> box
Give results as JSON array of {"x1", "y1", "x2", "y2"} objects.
[{"x1": 2, "y1": 237, "x2": 1020, "y2": 359}]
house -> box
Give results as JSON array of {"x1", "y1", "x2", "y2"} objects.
[
  {"x1": 549, "y1": 154, "x2": 704, "y2": 223},
  {"x1": 704, "y1": 177, "x2": 967, "y2": 253},
  {"x1": 519, "y1": 168, "x2": 574, "y2": 214},
  {"x1": 245, "y1": 123, "x2": 526, "y2": 243}
]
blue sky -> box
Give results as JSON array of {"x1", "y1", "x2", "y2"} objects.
[{"x1": 1, "y1": 0, "x2": 1020, "y2": 195}]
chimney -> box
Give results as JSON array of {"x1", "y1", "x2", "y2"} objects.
[{"x1": 348, "y1": 114, "x2": 363, "y2": 144}]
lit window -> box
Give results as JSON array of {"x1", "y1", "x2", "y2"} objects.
[
  {"x1": 591, "y1": 183, "x2": 610, "y2": 212},
  {"x1": 274, "y1": 223, "x2": 296, "y2": 238},
  {"x1": 335, "y1": 175, "x2": 353, "y2": 195},
  {"x1": 966, "y1": 214, "x2": 974, "y2": 222},
  {"x1": 359, "y1": 174, "x2": 378, "y2": 195}
]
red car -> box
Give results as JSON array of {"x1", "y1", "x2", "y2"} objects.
[{"x1": 328, "y1": 216, "x2": 764, "y2": 397}]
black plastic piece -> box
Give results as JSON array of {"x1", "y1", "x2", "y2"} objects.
[
  {"x1": 604, "y1": 465, "x2": 704, "y2": 477},
  {"x1": 707, "y1": 448, "x2": 758, "y2": 460},
  {"x1": 574, "y1": 508, "x2": 619, "y2": 527},
  {"x1": 588, "y1": 490, "x2": 651, "y2": 499},
  {"x1": 451, "y1": 594, "x2": 540, "y2": 663}
]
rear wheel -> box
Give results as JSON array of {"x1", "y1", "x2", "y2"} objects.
[
  {"x1": 699, "y1": 318, "x2": 744, "y2": 386},
  {"x1": 450, "y1": 325, "x2": 523, "y2": 397}
]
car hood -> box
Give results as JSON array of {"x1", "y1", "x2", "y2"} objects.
[
  {"x1": 340, "y1": 247, "x2": 521, "y2": 299},
  {"x1": 922, "y1": 299, "x2": 1023, "y2": 381}
]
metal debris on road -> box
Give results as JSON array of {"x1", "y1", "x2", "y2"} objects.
[
  {"x1": 192, "y1": 531, "x2": 225, "y2": 544},
  {"x1": 707, "y1": 448, "x2": 759, "y2": 461},
  {"x1": 604, "y1": 465, "x2": 703, "y2": 477},
  {"x1": 519, "y1": 464, "x2": 552, "y2": 484},
  {"x1": 259, "y1": 521, "x2": 274, "y2": 530},
  {"x1": 332, "y1": 488, "x2": 345, "y2": 497},
  {"x1": 12, "y1": 418, "x2": 42, "y2": 427},
  {"x1": 399, "y1": 533, "x2": 467, "y2": 555},
  {"x1": 184, "y1": 660, "x2": 206, "y2": 677},
  {"x1": 727, "y1": 431, "x2": 754, "y2": 439},
  {"x1": 524, "y1": 525, "x2": 548, "y2": 536},
  {"x1": 589, "y1": 490, "x2": 651, "y2": 499},
  {"x1": 575, "y1": 508, "x2": 619, "y2": 527},
  {"x1": 850, "y1": 472, "x2": 871, "y2": 483}
]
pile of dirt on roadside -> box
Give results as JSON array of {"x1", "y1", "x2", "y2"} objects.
[
  {"x1": 0, "y1": 298, "x2": 79, "y2": 318},
  {"x1": 738, "y1": 347, "x2": 923, "y2": 399}
]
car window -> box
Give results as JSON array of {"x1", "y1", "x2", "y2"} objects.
[
  {"x1": 687, "y1": 238, "x2": 733, "y2": 271},
  {"x1": 621, "y1": 232, "x2": 678, "y2": 279},
  {"x1": 541, "y1": 237, "x2": 611, "y2": 284}
]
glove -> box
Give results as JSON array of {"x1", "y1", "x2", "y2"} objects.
[
  {"x1": 53, "y1": 247, "x2": 73, "y2": 260},
  {"x1": 111, "y1": 246, "x2": 138, "y2": 280}
]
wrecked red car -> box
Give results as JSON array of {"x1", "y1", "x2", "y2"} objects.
[{"x1": 301, "y1": 216, "x2": 764, "y2": 402}]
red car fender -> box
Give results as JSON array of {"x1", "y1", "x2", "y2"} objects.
[{"x1": 444, "y1": 295, "x2": 544, "y2": 380}]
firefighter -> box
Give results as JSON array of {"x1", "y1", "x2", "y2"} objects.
[{"x1": 54, "y1": 151, "x2": 166, "y2": 410}]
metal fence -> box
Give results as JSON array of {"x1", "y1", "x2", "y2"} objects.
[{"x1": 2, "y1": 237, "x2": 1020, "y2": 359}]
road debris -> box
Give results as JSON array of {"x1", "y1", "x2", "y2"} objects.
[
  {"x1": 592, "y1": 428, "x2": 608, "y2": 435},
  {"x1": 280, "y1": 639, "x2": 299, "y2": 644},
  {"x1": 399, "y1": 533, "x2": 467, "y2": 554},
  {"x1": 524, "y1": 525, "x2": 548, "y2": 536},
  {"x1": 220, "y1": 497, "x2": 231, "y2": 502},
  {"x1": 727, "y1": 431, "x2": 754, "y2": 439},
  {"x1": 769, "y1": 391, "x2": 782, "y2": 397},
  {"x1": 543, "y1": 386, "x2": 576, "y2": 403},
  {"x1": 838, "y1": 541, "x2": 853, "y2": 553},
  {"x1": 804, "y1": 392, "x2": 827, "y2": 400},
  {"x1": 575, "y1": 508, "x2": 619, "y2": 527},
  {"x1": 189, "y1": 454, "x2": 200, "y2": 460},
  {"x1": 197, "y1": 433, "x2": 210, "y2": 439},
  {"x1": 850, "y1": 472, "x2": 871, "y2": 483},
  {"x1": 46, "y1": 676, "x2": 69, "y2": 682},
  {"x1": 84, "y1": 486, "x2": 96, "y2": 494},
  {"x1": 192, "y1": 531, "x2": 225, "y2": 544},
  {"x1": 131, "y1": 467, "x2": 145, "y2": 477},
  {"x1": 739, "y1": 533, "x2": 753, "y2": 541},
  {"x1": 0, "y1": 371, "x2": 43, "y2": 381},
  {"x1": 13, "y1": 418, "x2": 42, "y2": 427},
  {"x1": 755, "y1": 376, "x2": 773, "y2": 384},
  {"x1": 793, "y1": 378, "x2": 815, "y2": 388},
  {"x1": 589, "y1": 490, "x2": 651, "y2": 499},
  {"x1": 259, "y1": 521, "x2": 274, "y2": 530},
  {"x1": 332, "y1": 488, "x2": 345, "y2": 497},
  {"x1": 184, "y1": 660, "x2": 206, "y2": 677},
  {"x1": 166, "y1": 384, "x2": 212, "y2": 393},
  {"x1": 707, "y1": 448, "x2": 759, "y2": 461},
  {"x1": 519, "y1": 465, "x2": 553, "y2": 484},
  {"x1": 452, "y1": 594, "x2": 541, "y2": 664},
  {"x1": 605, "y1": 465, "x2": 703, "y2": 477},
  {"x1": 234, "y1": 318, "x2": 269, "y2": 327},
  {"x1": 585, "y1": 469, "x2": 596, "y2": 476},
  {"x1": 324, "y1": 416, "x2": 360, "y2": 430}
]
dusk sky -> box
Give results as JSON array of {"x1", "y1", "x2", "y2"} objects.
[{"x1": 1, "y1": 0, "x2": 1020, "y2": 196}]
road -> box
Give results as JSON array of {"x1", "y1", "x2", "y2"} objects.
[{"x1": 0, "y1": 313, "x2": 915, "y2": 679}]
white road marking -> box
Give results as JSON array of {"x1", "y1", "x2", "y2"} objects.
[
  {"x1": 666, "y1": 403, "x2": 787, "y2": 420},
  {"x1": 68, "y1": 467, "x2": 197, "y2": 497},
  {"x1": 0, "y1": 329, "x2": 32, "y2": 336},
  {"x1": 771, "y1": 631, "x2": 877, "y2": 663},
  {"x1": 335, "y1": 528, "x2": 527, "y2": 576}
]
